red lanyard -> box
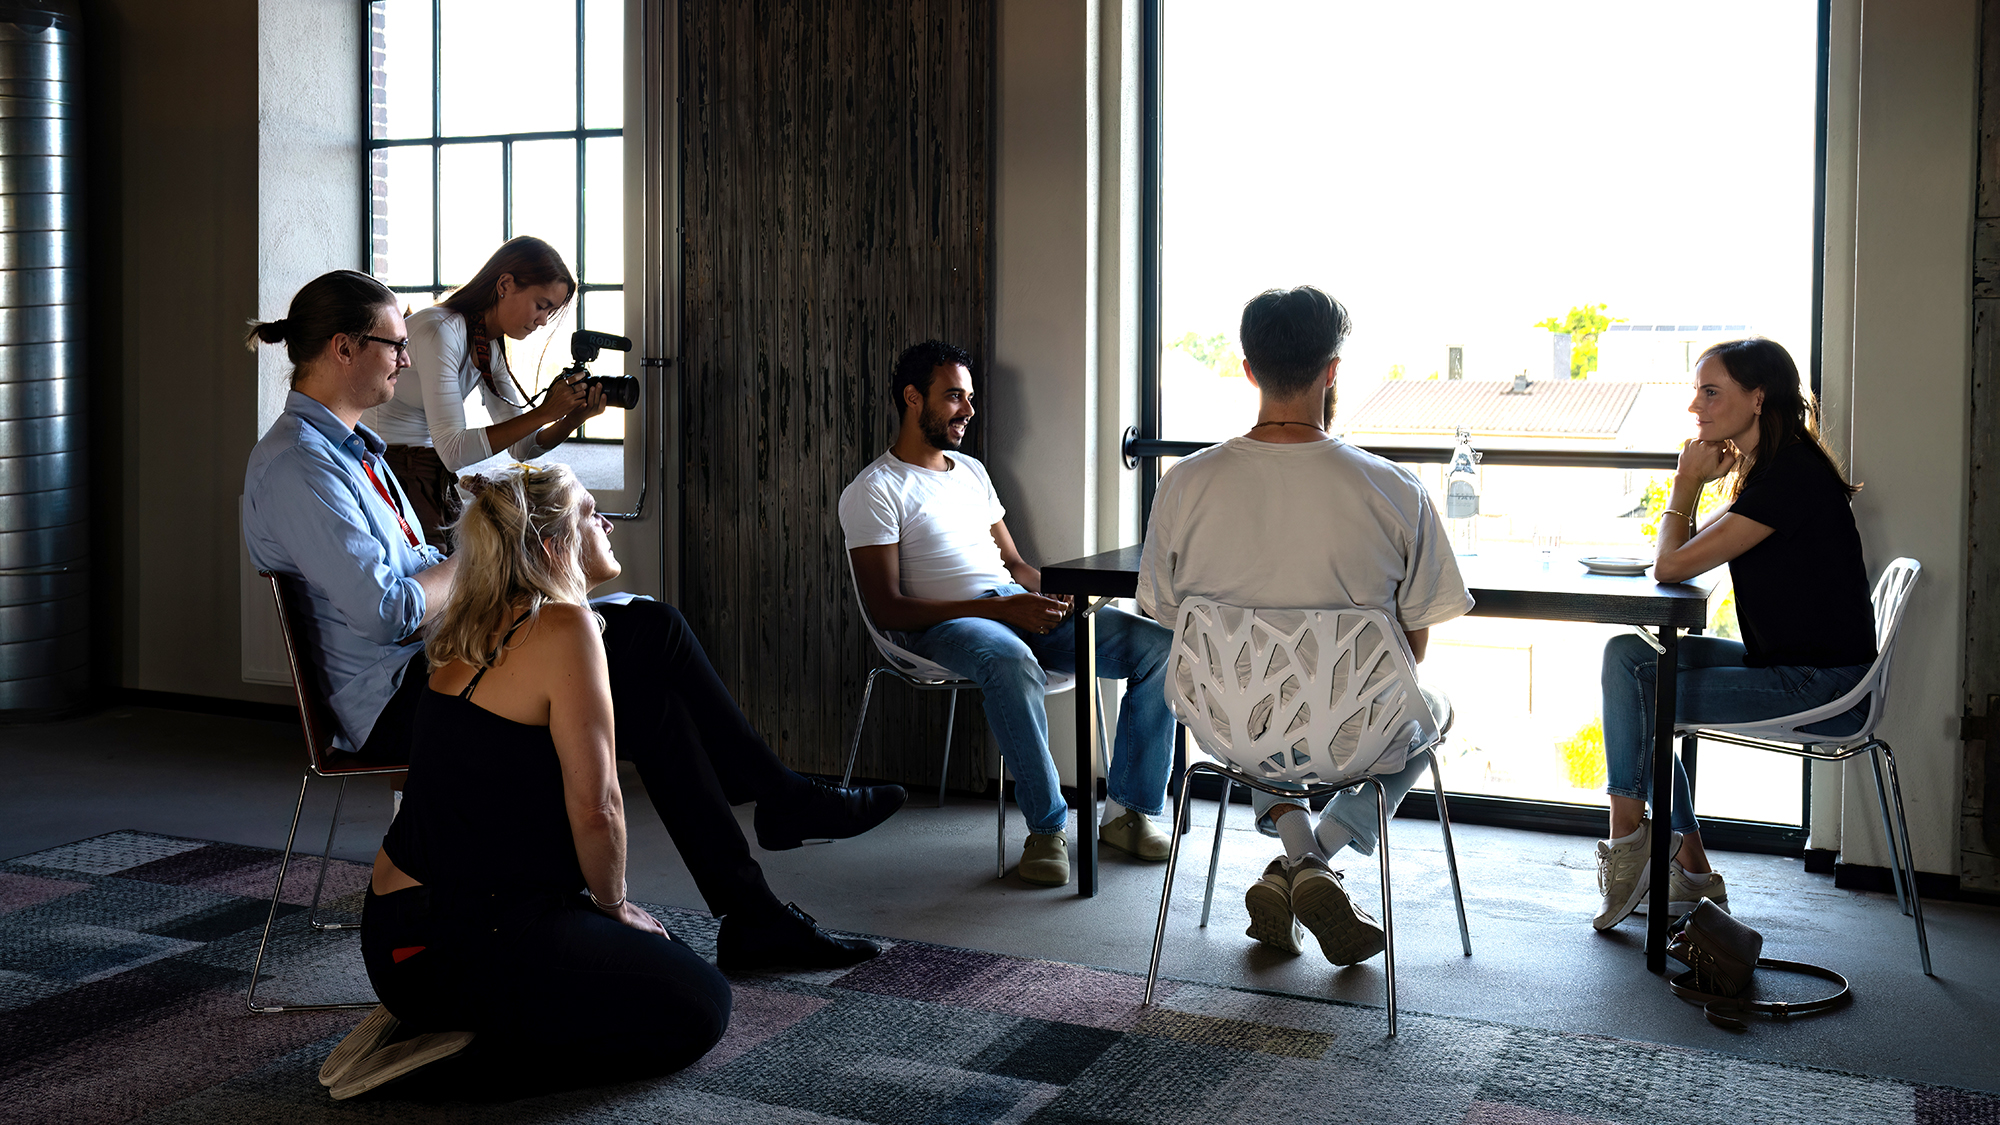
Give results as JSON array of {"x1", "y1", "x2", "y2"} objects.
[{"x1": 360, "y1": 456, "x2": 421, "y2": 549}]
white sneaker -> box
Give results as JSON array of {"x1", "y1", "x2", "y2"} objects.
[
  {"x1": 1667, "y1": 861, "x2": 1730, "y2": 916},
  {"x1": 1593, "y1": 820, "x2": 1653, "y2": 931},
  {"x1": 1243, "y1": 856, "x2": 1304, "y2": 954}
]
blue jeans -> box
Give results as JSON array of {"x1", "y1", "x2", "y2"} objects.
[
  {"x1": 1601, "y1": 632, "x2": 1868, "y2": 835},
  {"x1": 903, "y1": 584, "x2": 1176, "y2": 836},
  {"x1": 1246, "y1": 686, "x2": 1449, "y2": 857}
]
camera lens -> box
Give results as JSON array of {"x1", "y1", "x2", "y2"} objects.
[{"x1": 585, "y1": 375, "x2": 640, "y2": 410}]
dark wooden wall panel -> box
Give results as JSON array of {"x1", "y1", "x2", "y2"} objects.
[
  {"x1": 681, "y1": 0, "x2": 994, "y2": 789},
  {"x1": 1966, "y1": 0, "x2": 2000, "y2": 890}
]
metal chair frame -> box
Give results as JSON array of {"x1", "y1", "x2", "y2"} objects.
[
  {"x1": 1146, "y1": 601, "x2": 1471, "y2": 1036},
  {"x1": 840, "y1": 559, "x2": 1107, "y2": 876},
  {"x1": 247, "y1": 570, "x2": 408, "y2": 1014},
  {"x1": 1678, "y1": 557, "x2": 1931, "y2": 975}
]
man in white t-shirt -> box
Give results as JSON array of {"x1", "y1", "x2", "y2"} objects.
[
  {"x1": 1138, "y1": 286, "x2": 1473, "y2": 966},
  {"x1": 840, "y1": 340, "x2": 1177, "y2": 888}
]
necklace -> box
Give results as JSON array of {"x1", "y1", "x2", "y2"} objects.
[{"x1": 1249, "y1": 420, "x2": 1326, "y2": 433}]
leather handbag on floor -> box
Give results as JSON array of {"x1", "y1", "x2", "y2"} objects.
[{"x1": 1667, "y1": 898, "x2": 1851, "y2": 1031}]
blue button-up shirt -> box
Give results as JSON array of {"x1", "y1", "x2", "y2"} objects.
[{"x1": 244, "y1": 391, "x2": 446, "y2": 750}]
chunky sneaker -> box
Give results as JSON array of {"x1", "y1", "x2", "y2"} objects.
[
  {"x1": 1243, "y1": 856, "x2": 1305, "y2": 954},
  {"x1": 1593, "y1": 820, "x2": 1656, "y2": 930},
  {"x1": 1287, "y1": 855, "x2": 1386, "y2": 965},
  {"x1": 327, "y1": 1030, "x2": 476, "y2": 1100},
  {"x1": 1667, "y1": 861, "x2": 1730, "y2": 916},
  {"x1": 319, "y1": 1004, "x2": 401, "y2": 1088},
  {"x1": 1100, "y1": 810, "x2": 1172, "y2": 861},
  {"x1": 1018, "y1": 832, "x2": 1071, "y2": 886},
  {"x1": 754, "y1": 778, "x2": 908, "y2": 851}
]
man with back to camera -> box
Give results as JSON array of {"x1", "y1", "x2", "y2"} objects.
[
  {"x1": 839, "y1": 340, "x2": 1178, "y2": 887},
  {"x1": 241, "y1": 269, "x2": 905, "y2": 971},
  {"x1": 1137, "y1": 286, "x2": 1472, "y2": 965}
]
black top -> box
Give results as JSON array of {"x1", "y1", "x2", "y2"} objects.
[
  {"x1": 382, "y1": 619, "x2": 584, "y2": 894},
  {"x1": 1726, "y1": 441, "x2": 1877, "y2": 669}
]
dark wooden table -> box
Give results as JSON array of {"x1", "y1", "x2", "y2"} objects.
[{"x1": 1041, "y1": 544, "x2": 1721, "y2": 973}]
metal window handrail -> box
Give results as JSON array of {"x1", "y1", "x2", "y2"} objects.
[{"x1": 1121, "y1": 431, "x2": 1681, "y2": 471}]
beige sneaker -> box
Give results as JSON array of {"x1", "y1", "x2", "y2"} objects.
[
  {"x1": 1288, "y1": 855, "x2": 1386, "y2": 965},
  {"x1": 328, "y1": 1030, "x2": 475, "y2": 1100},
  {"x1": 1593, "y1": 819, "x2": 1655, "y2": 931},
  {"x1": 319, "y1": 1004, "x2": 400, "y2": 1087},
  {"x1": 1018, "y1": 832, "x2": 1070, "y2": 886},
  {"x1": 1243, "y1": 856, "x2": 1305, "y2": 954},
  {"x1": 1667, "y1": 862, "x2": 1730, "y2": 916},
  {"x1": 1100, "y1": 809, "x2": 1172, "y2": 861}
]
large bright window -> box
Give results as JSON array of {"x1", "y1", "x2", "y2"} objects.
[
  {"x1": 366, "y1": 0, "x2": 626, "y2": 460},
  {"x1": 1155, "y1": 1, "x2": 1820, "y2": 829}
]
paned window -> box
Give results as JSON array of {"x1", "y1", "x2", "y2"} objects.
[
  {"x1": 1146, "y1": 1, "x2": 1824, "y2": 833},
  {"x1": 367, "y1": 0, "x2": 625, "y2": 443}
]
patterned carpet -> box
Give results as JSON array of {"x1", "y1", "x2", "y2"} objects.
[{"x1": 1, "y1": 831, "x2": 1995, "y2": 1124}]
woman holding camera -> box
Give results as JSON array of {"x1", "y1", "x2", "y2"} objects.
[
  {"x1": 1592, "y1": 337, "x2": 1875, "y2": 933},
  {"x1": 367, "y1": 236, "x2": 607, "y2": 549},
  {"x1": 332, "y1": 462, "x2": 730, "y2": 1100}
]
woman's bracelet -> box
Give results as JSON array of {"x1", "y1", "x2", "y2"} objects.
[
  {"x1": 1664, "y1": 508, "x2": 1695, "y2": 530},
  {"x1": 587, "y1": 889, "x2": 626, "y2": 910}
]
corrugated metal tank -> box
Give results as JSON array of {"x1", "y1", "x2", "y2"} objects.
[{"x1": 0, "y1": 0, "x2": 82, "y2": 715}]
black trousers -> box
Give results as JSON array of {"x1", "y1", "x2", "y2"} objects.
[
  {"x1": 360, "y1": 598, "x2": 806, "y2": 920},
  {"x1": 361, "y1": 884, "x2": 731, "y2": 1088}
]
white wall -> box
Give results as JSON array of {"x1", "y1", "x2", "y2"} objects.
[
  {"x1": 994, "y1": 0, "x2": 1143, "y2": 782},
  {"x1": 1835, "y1": 0, "x2": 1978, "y2": 873},
  {"x1": 241, "y1": 0, "x2": 367, "y2": 686}
]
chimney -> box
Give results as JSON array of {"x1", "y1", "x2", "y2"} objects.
[
  {"x1": 1448, "y1": 346, "x2": 1463, "y2": 381},
  {"x1": 1512, "y1": 370, "x2": 1530, "y2": 394}
]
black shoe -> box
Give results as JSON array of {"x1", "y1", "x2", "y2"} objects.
[
  {"x1": 715, "y1": 902, "x2": 881, "y2": 971},
  {"x1": 754, "y1": 778, "x2": 907, "y2": 851}
]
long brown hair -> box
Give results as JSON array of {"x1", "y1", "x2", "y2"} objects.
[
  {"x1": 1698, "y1": 337, "x2": 1859, "y2": 499},
  {"x1": 438, "y1": 236, "x2": 577, "y2": 391},
  {"x1": 426, "y1": 462, "x2": 590, "y2": 672}
]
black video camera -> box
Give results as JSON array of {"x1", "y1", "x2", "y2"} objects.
[{"x1": 558, "y1": 330, "x2": 639, "y2": 410}]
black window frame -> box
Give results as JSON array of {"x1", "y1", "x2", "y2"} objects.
[
  {"x1": 363, "y1": 0, "x2": 625, "y2": 442},
  {"x1": 1133, "y1": 0, "x2": 1834, "y2": 853}
]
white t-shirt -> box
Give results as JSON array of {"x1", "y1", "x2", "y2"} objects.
[
  {"x1": 364, "y1": 305, "x2": 545, "y2": 471},
  {"x1": 1138, "y1": 436, "x2": 1472, "y2": 631},
  {"x1": 839, "y1": 450, "x2": 1012, "y2": 601}
]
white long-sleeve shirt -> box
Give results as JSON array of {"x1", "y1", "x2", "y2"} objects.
[{"x1": 364, "y1": 305, "x2": 544, "y2": 470}]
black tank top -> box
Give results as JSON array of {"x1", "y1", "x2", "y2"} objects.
[{"x1": 382, "y1": 613, "x2": 585, "y2": 894}]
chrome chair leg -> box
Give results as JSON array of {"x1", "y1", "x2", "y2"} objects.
[
  {"x1": 938, "y1": 690, "x2": 960, "y2": 809},
  {"x1": 248, "y1": 770, "x2": 313, "y2": 1012},
  {"x1": 307, "y1": 778, "x2": 357, "y2": 931},
  {"x1": 1428, "y1": 751, "x2": 1472, "y2": 957},
  {"x1": 1373, "y1": 778, "x2": 1396, "y2": 1037},
  {"x1": 1146, "y1": 762, "x2": 1202, "y2": 1005},
  {"x1": 1864, "y1": 745, "x2": 1910, "y2": 916},
  {"x1": 996, "y1": 749, "x2": 1008, "y2": 880},
  {"x1": 1881, "y1": 745, "x2": 1933, "y2": 976},
  {"x1": 841, "y1": 668, "x2": 885, "y2": 788},
  {"x1": 1199, "y1": 778, "x2": 1231, "y2": 927},
  {"x1": 248, "y1": 771, "x2": 375, "y2": 1014}
]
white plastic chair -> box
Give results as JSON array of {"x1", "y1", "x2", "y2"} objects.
[
  {"x1": 840, "y1": 556, "x2": 1108, "y2": 877},
  {"x1": 1677, "y1": 556, "x2": 1931, "y2": 975},
  {"x1": 1145, "y1": 600, "x2": 1471, "y2": 1035}
]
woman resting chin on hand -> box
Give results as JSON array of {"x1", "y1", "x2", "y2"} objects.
[
  {"x1": 333, "y1": 462, "x2": 729, "y2": 1100},
  {"x1": 1591, "y1": 337, "x2": 1877, "y2": 934}
]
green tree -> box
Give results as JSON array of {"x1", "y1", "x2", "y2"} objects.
[
  {"x1": 1533, "y1": 303, "x2": 1625, "y2": 379},
  {"x1": 1386, "y1": 364, "x2": 1406, "y2": 381},
  {"x1": 1169, "y1": 331, "x2": 1244, "y2": 379}
]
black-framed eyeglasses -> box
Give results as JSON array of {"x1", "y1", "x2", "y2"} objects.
[{"x1": 360, "y1": 334, "x2": 410, "y2": 358}]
